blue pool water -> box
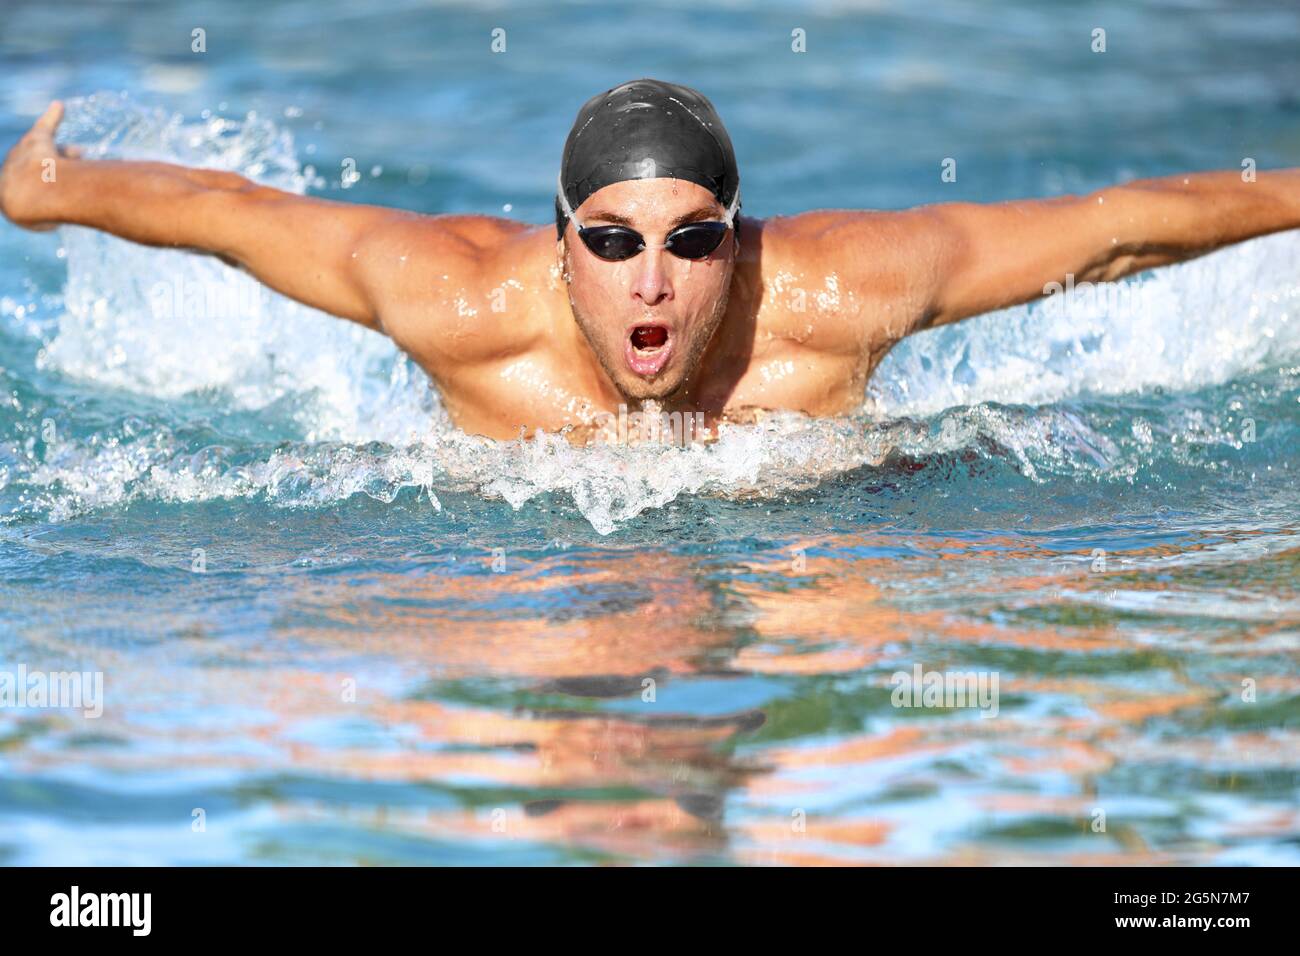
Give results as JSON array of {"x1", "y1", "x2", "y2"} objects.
[{"x1": 1, "y1": 0, "x2": 1298, "y2": 865}]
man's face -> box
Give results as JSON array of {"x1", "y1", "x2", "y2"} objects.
[{"x1": 560, "y1": 178, "x2": 737, "y2": 403}]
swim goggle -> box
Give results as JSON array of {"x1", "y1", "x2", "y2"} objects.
[{"x1": 557, "y1": 172, "x2": 741, "y2": 262}]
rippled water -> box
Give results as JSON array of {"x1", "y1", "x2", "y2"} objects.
[{"x1": 1, "y1": 0, "x2": 1298, "y2": 865}]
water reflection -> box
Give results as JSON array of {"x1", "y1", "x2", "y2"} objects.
[{"x1": 3, "y1": 526, "x2": 1297, "y2": 864}]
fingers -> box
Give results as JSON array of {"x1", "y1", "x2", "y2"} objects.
[
  {"x1": 33, "y1": 101, "x2": 75, "y2": 158},
  {"x1": 34, "y1": 100, "x2": 65, "y2": 134}
]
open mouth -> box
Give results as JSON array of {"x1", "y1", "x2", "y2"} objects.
[{"x1": 624, "y1": 323, "x2": 674, "y2": 377}]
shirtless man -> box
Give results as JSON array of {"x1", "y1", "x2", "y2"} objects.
[{"x1": 2, "y1": 79, "x2": 1297, "y2": 442}]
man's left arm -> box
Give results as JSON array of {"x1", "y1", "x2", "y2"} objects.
[{"x1": 899, "y1": 167, "x2": 1300, "y2": 332}]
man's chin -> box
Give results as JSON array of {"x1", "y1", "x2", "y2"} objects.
[{"x1": 616, "y1": 373, "x2": 685, "y2": 404}]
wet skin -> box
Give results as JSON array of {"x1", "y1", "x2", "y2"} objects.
[{"x1": 4, "y1": 101, "x2": 1299, "y2": 441}]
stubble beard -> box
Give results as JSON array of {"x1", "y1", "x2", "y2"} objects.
[{"x1": 563, "y1": 252, "x2": 733, "y2": 407}]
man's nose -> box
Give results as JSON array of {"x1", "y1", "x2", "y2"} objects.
[{"x1": 630, "y1": 246, "x2": 672, "y2": 306}]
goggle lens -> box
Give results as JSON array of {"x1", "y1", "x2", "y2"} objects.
[{"x1": 578, "y1": 221, "x2": 729, "y2": 262}]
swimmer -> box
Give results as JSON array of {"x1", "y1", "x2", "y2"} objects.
[{"x1": 2, "y1": 79, "x2": 1298, "y2": 441}]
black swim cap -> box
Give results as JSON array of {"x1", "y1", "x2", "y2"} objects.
[{"x1": 556, "y1": 78, "x2": 741, "y2": 240}]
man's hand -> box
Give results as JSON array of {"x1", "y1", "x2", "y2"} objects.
[{"x1": 0, "y1": 101, "x2": 81, "y2": 231}]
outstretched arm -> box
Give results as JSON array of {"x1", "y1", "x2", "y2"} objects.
[
  {"x1": 0, "y1": 101, "x2": 482, "y2": 331},
  {"x1": 786, "y1": 166, "x2": 1300, "y2": 355},
  {"x1": 913, "y1": 166, "x2": 1300, "y2": 330}
]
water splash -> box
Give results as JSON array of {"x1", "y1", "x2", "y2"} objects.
[{"x1": 39, "y1": 93, "x2": 440, "y2": 446}]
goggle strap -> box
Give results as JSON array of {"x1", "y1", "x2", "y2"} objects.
[{"x1": 556, "y1": 171, "x2": 741, "y2": 232}]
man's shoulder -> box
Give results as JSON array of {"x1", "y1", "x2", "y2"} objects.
[
  {"x1": 377, "y1": 216, "x2": 558, "y2": 369},
  {"x1": 384, "y1": 212, "x2": 541, "y2": 262},
  {"x1": 753, "y1": 207, "x2": 936, "y2": 263},
  {"x1": 746, "y1": 209, "x2": 910, "y2": 299},
  {"x1": 742, "y1": 208, "x2": 937, "y2": 356}
]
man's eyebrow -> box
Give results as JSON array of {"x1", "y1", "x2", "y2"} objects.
[
  {"x1": 583, "y1": 205, "x2": 722, "y2": 228},
  {"x1": 668, "y1": 205, "x2": 724, "y2": 227},
  {"x1": 582, "y1": 209, "x2": 637, "y2": 226}
]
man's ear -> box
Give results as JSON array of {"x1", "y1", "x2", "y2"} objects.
[{"x1": 555, "y1": 236, "x2": 572, "y2": 284}]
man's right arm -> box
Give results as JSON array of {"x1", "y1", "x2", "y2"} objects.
[{"x1": 0, "y1": 101, "x2": 483, "y2": 332}]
